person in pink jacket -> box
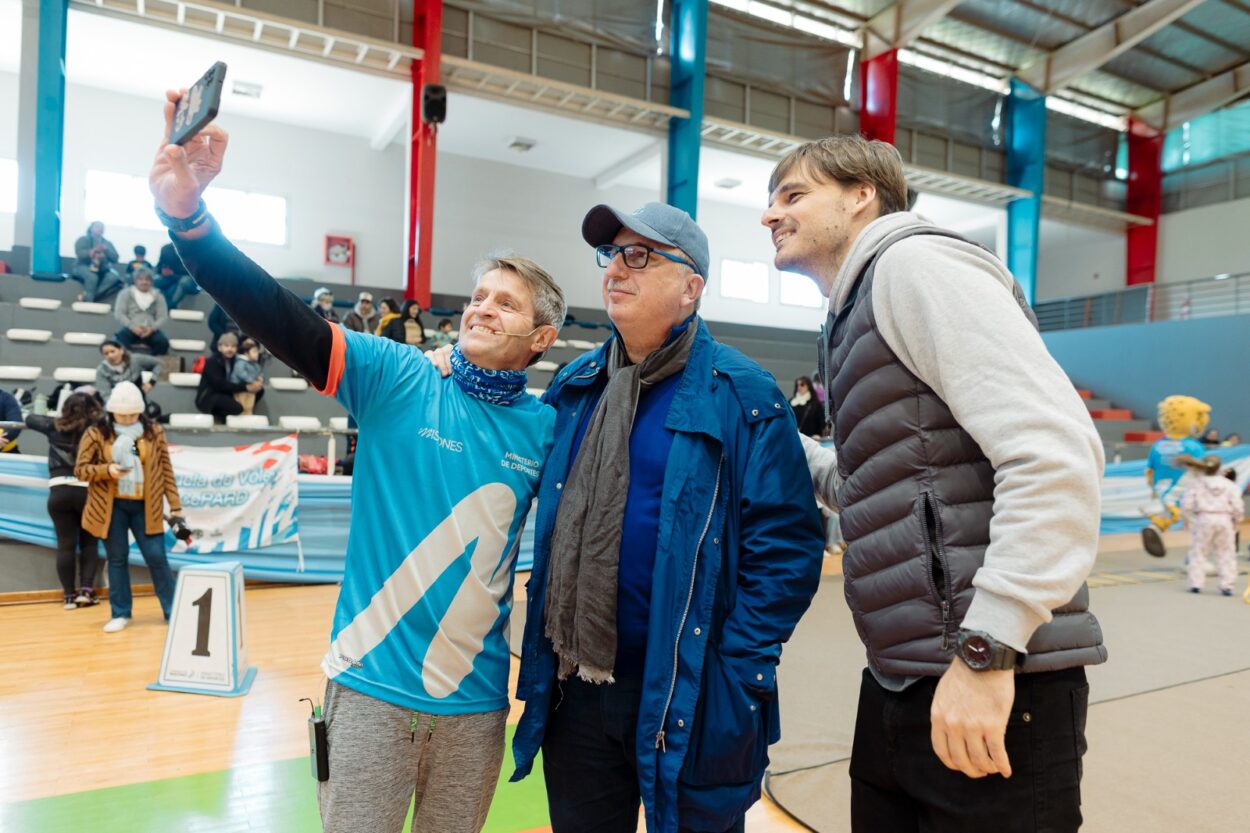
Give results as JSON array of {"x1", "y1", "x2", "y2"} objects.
[{"x1": 1179, "y1": 455, "x2": 1244, "y2": 595}]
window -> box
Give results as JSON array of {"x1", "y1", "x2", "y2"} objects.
[
  {"x1": 718, "y1": 258, "x2": 770, "y2": 304},
  {"x1": 0, "y1": 158, "x2": 16, "y2": 214},
  {"x1": 84, "y1": 169, "x2": 287, "y2": 245},
  {"x1": 779, "y1": 271, "x2": 823, "y2": 308}
]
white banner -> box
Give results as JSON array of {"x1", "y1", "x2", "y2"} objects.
[{"x1": 168, "y1": 435, "x2": 300, "y2": 554}]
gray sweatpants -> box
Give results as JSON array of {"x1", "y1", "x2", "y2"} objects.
[{"x1": 317, "y1": 680, "x2": 508, "y2": 833}]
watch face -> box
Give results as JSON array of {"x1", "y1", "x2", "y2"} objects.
[{"x1": 963, "y1": 635, "x2": 992, "y2": 669}]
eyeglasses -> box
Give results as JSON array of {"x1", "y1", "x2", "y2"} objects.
[{"x1": 595, "y1": 243, "x2": 697, "y2": 272}]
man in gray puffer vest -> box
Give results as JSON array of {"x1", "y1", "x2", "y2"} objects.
[{"x1": 761, "y1": 135, "x2": 1106, "y2": 833}]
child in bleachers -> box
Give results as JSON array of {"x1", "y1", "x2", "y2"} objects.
[
  {"x1": 1180, "y1": 454, "x2": 1244, "y2": 595},
  {"x1": 426, "y1": 318, "x2": 456, "y2": 350},
  {"x1": 228, "y1": 337, "x2": 264, "y2": 416},
  {"x1": 125, "y1": 245, "x2": 154, "y2": 283}
]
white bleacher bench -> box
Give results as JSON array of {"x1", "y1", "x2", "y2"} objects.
[
  {"x1": 168, "y1": 372, "x2": 201, "y2": 387},
  {"x1": 169, "y1": 338, "x2": 206, "y2": 353},
  {"x1": 19, "y1": 297, "x2": 62, "y2": 311},
  {"x1": 0, "y1": 365, "x2": 41, "y2": 381},
  {"x1": 329, "y1": 417, "x2": 348, "y2": 431},
  {"x1": 169, "y1": 413, "x2": 213, "y2": 429},
  {"x1": 71, "y1": 301, "x2": 112, "y2": 315},
  {"x1": 552, "y1": 338, "x2": 568, "y2": 348},
  {"x1": 566, "y1": 339, "x2": 596, "y2": 350},
  {"x1": 7, "y1": 328, "x2": 53, "y2": 343},
  {"x1": 169, "y1": 309, "x2": 205, "y2": 322},
  {"x1": 526, "y1": 387, "x2": 546, "y2": 398},
  {"x1": 64, "y1": 331, "x2": 106, "y2": 346},
  {"x1": 270, "y1": 377, "x2": 309, "y2": 392},
  {"x1": 532, "y1": 360, "x2": 559, "y2": 372},
  {"x1": 279, "y1": 416, "x2": 322, "y2": 431},
  {"x1": 226, "y1": 415, "x2": 271, "y2": 429},
  {"x1": 53, "y1": 367, "x2": 96, "y2": 384}
]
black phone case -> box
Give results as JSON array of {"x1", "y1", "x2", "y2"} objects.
[
  {"x1": 170, "y1": 61, "x2": 228, "y2": 146},
  {"x1": 308, "y1": 715, "x2": 329, "y2": 781}
]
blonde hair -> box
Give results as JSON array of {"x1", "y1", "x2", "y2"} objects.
[
  {"x1": 472, "y1": 254, "x2": 566, "y2": 332},
  {"x1": 769, "y1": 135, "x2": 909, "y2": 217}
]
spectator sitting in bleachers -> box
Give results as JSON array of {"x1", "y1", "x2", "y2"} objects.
[
  {"x1": 207, "y1": 302, "x2": 240, "y2": 351},
  {"x1": 195, "y1": 332, "x2": 264, "y2": 423},
  {"x1": 113, "y1": 266, "x2": 170, "y2": 356},
  {"x1": 154, "y1": 242, "x2": 199, "y2": 309},
  {"x1": 790, "y1": 375, "x2": 826, "y2": 438},
  {"x1": 375, "y1": 297, "x2": 404, "y2": 342},
  {"x1": 125, "y1": 245, "x2": 154, "y2": 283},
  {"x1": 426, "y1": 317, "x2": 456, "y2": 350},
  {"x1": 341, "y1": 291, "x2": 378, "y2": 333},
  {"x1": 71, "y1": 221, "x2": 124, "y2": 302},
  {"x1": 228, "y1": 336, "x2": 265, "y2": 416},
  {"x1": 400, "y1": 299, "x2": 427, "y2": 348},
  {"x1": 312, "y1": 288, "x2": 339, "y2": 323},
  {"x1": 0, "y1": 388, "x2": 22, "y2": 453},
  {"x1": 95, "y1": 339, "x2": 162, "y2": 402}
]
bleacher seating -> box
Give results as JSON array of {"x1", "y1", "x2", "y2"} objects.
[
  {"x1": 279, "y1": 415, "x2": 322, "y2": 431},
  {"x1": 168, "y1": 372, "x2": 201, "y2": 387},
  {"x1": 64, "y1": 331, "x2": 105, "y2": 346},
  {"x1": 0, "y1": 365, "x2": 41, "y2": 381},
  {"x1": 19, "y1": 297, "x2": 61, "y2": 311},
  {"x1": 169, "y1": 413, "x2": 213, "y2": 429},
  {"x1": 169, "y1": 338, "x2": 206, "y2": 352},
  {"x1": 53, "y1": 367, "x2": 96, "y2": 384},
  {"x1": 227, "y1": 414, "x2": 271, "y2": 429},
  {"x1": 71, "y1": 302, "x2": 111, "y2": 315},
  {"x1": 7, "y1": 328, "x2": 52, "y2": 343},
  {"x1": 169, "y1": 309, "x2": 205, "y2": 322}
]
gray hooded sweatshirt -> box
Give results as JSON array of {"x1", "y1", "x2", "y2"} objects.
[{"x1": 802, "y1": 211, "x2": 1105, "y2": 655}]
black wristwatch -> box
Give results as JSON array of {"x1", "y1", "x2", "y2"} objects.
[
  {"x1": 155, "y1": 199, "x2": 210, "y2": 232},
  {"x1": 956, "y1": 629, "x2": 1021, "y2": 671}
]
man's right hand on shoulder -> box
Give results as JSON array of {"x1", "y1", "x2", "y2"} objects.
[
  {"x1": 425, "y1": 345, "x2": 453, "y2": 378},
  {"x1": 149, "y1": 88, "x2": 228, "y2": 237}
]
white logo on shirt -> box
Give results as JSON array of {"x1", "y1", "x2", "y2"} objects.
[{"x1": 417, "y1": 426, "x2": 463, "y2": 453}]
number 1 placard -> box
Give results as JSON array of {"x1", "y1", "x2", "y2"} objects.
[{"x1": 148, "y1": 561, "x2": 257, "y2": 697}]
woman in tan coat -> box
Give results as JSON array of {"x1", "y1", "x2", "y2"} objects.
[{"x1": 76, "y1": 381, "x2": 185, "y2": 633}]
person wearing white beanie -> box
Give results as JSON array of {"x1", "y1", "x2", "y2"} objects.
[{"x1": 76, "y1": 381, "x2": 185, "y2": 633}]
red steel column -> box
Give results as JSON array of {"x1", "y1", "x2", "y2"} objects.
[
  {"x1": 1126, "y1": 117, "x2": 1162, "y2": 286},
  {"x1": 407, "y1": 0, "x2": 442, "y2": 306},
  {"x1": 859, "y1": 48, "x2": 898, "y2": 144}
]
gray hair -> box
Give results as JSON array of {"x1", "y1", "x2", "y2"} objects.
[
  {"x1": 472, "y1": 253, "x2": 566, "y2": 333},
  {"x1": 131, "y1": 264, "x2": 154, "y2": 281}
]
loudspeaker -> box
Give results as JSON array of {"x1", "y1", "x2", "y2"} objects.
[{"x1": 422, "y1": 84, "x2": 447, "y2": 125}]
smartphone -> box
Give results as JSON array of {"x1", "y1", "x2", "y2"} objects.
[{"x1": 170, "y1": 61, "x2": 228, "y2": 146}]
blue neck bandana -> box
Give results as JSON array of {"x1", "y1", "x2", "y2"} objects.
[{"x1": 449, "y1": 343, "x2": 528, "y2": 406}]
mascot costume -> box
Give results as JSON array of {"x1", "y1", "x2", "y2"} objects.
[{"x1": 1141, "y1": 395, "x2": 1210, "y2": 557}]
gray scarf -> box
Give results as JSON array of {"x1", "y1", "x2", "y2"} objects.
[{"x1": 544, "y1": 320, "x2": 698, "y2": 683}]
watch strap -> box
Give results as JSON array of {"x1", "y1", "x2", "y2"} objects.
[{"x1": 155, "y1": 199, "x2": 210, "y2": 232}]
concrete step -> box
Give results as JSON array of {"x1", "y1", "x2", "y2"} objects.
[{"x1": 1092, "y1": 419, "x2": 1152, "y2": 443}]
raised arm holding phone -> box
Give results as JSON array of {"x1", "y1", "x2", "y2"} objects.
[{"x1": 149, "y1": 82, "x2": 570, "y2": 833}]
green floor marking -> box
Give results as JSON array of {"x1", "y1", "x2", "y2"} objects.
[{"x1": 1, "y1": 726, "x2": 549, "y2": 833}]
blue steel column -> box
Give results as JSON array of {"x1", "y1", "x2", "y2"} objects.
[
  {"x1": 666, "y1": 0, "x2": 707, "y2": 219},
  {"x1": 32, "y1": 0, "x2": 69, "y2": 275},
  {"x1": 1005, "y1": 78, "x2": 1046, "y2": 305}
]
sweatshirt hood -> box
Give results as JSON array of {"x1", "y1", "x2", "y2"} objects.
[{"x1": 828, "y1": 212, "x2": 934, "y2": 315}]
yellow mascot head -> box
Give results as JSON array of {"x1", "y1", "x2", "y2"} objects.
[{"x1": 1157, "y1": 395, "x2": 1211, "y2": 440}]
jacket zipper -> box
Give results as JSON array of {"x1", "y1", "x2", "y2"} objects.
[
  {"x1": 655, "y1": 456, "x2": 723, "y2": 753},
  {"x1": 922, "y1": 493, "x2": 953, "y2": 651}
]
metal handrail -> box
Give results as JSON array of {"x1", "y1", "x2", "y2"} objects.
[{"x1": 1034, "y1": 270, "x2": 1250, "y2": 332}]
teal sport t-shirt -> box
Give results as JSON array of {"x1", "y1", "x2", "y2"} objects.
[{"x1": 317, "y1": 328, "x2": 554, "y2": 714}]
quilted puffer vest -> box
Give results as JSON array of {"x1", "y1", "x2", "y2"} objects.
[{"x1": 819, "y1": 228, "x2": 1106, "y2": 676}]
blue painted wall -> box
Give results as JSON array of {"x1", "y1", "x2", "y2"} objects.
[{"x1": 1043, "y1": 315, "x2": 1250, "y2": 435}]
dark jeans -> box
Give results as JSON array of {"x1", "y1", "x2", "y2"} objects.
[
  {"x1": 542, "y1": 676, "x2": 746, "y2": 833},
  {"x1": 154, "y1": 272, "x2": 199, "y2": 309},
  {"x1": 198, "y1": 389, "x2": 264, "y2": 423},
  {"x1": 71, "y1": 264, "x2": 123, "y2": 302},
  {"x1": 47, "y1": 485, "x2": 100, "y2": 594},
  {"x1": 115, "y1": 327, "x2": 170, "y2": 356},
  {"x1": 850, "y1": 666, "x2": 1089, "y2": 833},
  {"x1": 105, "y1": 498, "x2": 176, "y2": 620}
]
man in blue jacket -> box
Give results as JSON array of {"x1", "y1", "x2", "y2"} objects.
[{"x1": 510, "y1": 202, "x2": 825, "y2": 832}]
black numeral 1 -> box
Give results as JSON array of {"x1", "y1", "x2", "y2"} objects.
[{"x1": 192, "y1": 588, "x2": 212, "y2": 657}]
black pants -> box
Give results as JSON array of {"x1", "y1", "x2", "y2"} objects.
[
  {"x1": 542, "y1": 676, "x2": 746, "y2": 833},
  {"x1": 199, "y1": 389, "x2": 264, "y2": 422},
  {"x1": 850, "y1": 666, "x2": 1089, "y2": 833},
  {"x1": 47, "y1": 485, "x2": 100, "y2": 595}
]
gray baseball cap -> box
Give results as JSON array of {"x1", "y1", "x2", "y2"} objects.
[{"x1": 582, "y1": 202, "x2": 710, "y2": 280}]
